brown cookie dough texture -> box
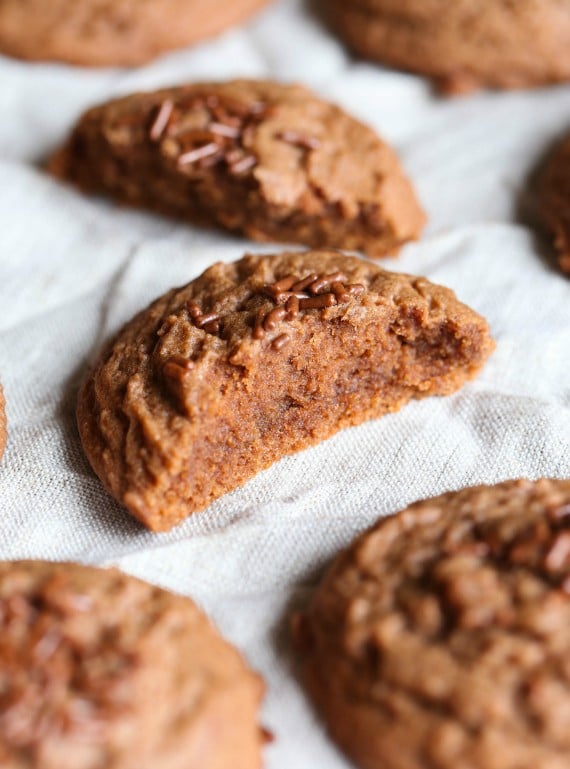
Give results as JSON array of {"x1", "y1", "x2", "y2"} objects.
[
  {"x1": 77, "y1": 249, "x2": 493, "y2": 532},
  {"x1": 0, "y1": 560, "x2": 264, "y2": 769},
  {"x1": 49, "y1": 80, "x2": 425, "y2": 258},
  {"x1": 0, "y1": 0, "x2": 270, "y2": 67},
  {"x1": 539, "y1": 135, "x2": 570, "y2": 274},
  {"x1": 0, "y1": 384, "x2": 6, "y2": 460},
  {"x1": 296, "y1": 479, "x2": 570, "y2": 769},
  {"x1": 322, "y1": 0, "x2": 570, "y2": 94}
]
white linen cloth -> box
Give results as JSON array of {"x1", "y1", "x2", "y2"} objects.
[{"x1": 1, "y1": 1, "x2": 570, "y2": 764}]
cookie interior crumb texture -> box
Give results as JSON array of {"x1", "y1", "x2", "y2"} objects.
[
  {"x1": 0, "y1": 0, "x2": 271, "y2": 67},
  {"x1": 49, "y1": 80, "x2": 425, "y2": 258},
  {"x1": 297, "y1": 478, "x2": 570, "y2": 769},
  {"x1": 0, "y1": 384, "x2": 5, "y2": 461},
  {"x1": 322, "y1": 0, "x2": 570, "y2": 94},
  {"x1": 0, "y1": 560, "x2": 265, "y2": 769},
  {"x1": 539, "y1": 135, "x2": 570, "y2": 274},
  {"x1": 77, "y1": 249, "x2": 494, "y2": 532}
]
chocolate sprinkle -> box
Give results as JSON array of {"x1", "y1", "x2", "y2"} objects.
[
  {"x1": 209, "y1": 122, "x2": 241, "y2": 139},
  {"x1": 185, "y1": 303, "x2": 222, "y2": 337},
  {"x1": 263, "y1": 307, "x2": 288, "y2": 331},
  {"x1": 163, "y1": 356, "x2": 194, "y2": 381},
  {"x1": 308, "y1": 272, "x2": 347, "y2": 295},
  {"x1": 271, "y1": 275, "x2": 297, "y2": 293},
  {"x1": 178, "y1": 142, "x2": 221, "y2": 166},
  {"x1": 544, "y1": 531, "x2": 570, "y2": 572},
  {"x1": 229, "y1": 155, "x2": 257, "y2": 175},
  {"x1": 253, "y1": 308, "x2": 266, "y2": 340},
  {"x1": 149, "y1": 100, "x2": 174, "y2": 142},
  {"x1": 187, "y1": 301, "x2": 202, "y2": 321},
  {"x1": 271, "y1": 334, "x2": 291, "y2": 351},
  {"x1": 277, "y1": 130, "x2": 321, "y2": 150},
  {"x1": 332, "y1": 281, "x2": 351, "y2": 303},
  {"x1": 299, "y1": 293, "x2": 337, "y2": 310},
  {"x1": 285, "y1": 295, "x2": 300, "y2": 319},
  {"x1": 202, "y1": 319, "x2": 221, "y2": 335},
  {"x1": 291, "y1": 274, "x2": 318, "y2": 292},
  {"x1": 196, "y1": 312, "x2": 220, "y2": 328}
]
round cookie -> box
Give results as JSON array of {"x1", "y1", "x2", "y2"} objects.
[
  {"x1": 0, "y1": 560, "x2": 265, "y2": 769},
  {"x1": 322, "y1": 0, "x2": 570, "y2": 93},
  {"x1": 0, "y1": 384, "x2": 5, "y2": 460},
  {"x1": 0, "y1": 0, "x2": 270, "y2": 67},
  {"x1": 296, "y1": 479, "x2": 570, "y2": 769},
  {"x1": 538, "y1": 135, "x2": 570, "y2": 273}
]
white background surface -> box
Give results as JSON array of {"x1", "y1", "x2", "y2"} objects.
[{"x1": 1, "y1": 0, "x2": 570, "y2": 765}]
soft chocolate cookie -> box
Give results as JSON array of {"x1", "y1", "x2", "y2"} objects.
[
  {"x1": 49, "y1": 80, "x2": 425, "y2": 258},
  {"x1": 538, "y1": 135, "x2": 570, "y2": 273},
  {"x1": 322, "y1": 0, "x2": 570, "y2": 94},
  {"x1": 77, "y1": 249, "x2": 493, "y2": 532},
  {"x1": 296, "y1": 478, "x2": 570, "y2": 769},
  {"x1": 0, "y1": 384, "x2": 5, "y2": 461},
  {"x1": 0, "y1": 0, "x2": 270, "y2": 67},
  {"x1": 0, "y1": 560, "x2": 264, "y2": 769}
]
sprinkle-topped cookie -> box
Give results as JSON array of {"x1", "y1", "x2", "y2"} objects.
[
  {"x1": 77, "y1": 249, "x2": 493, "y2": 532},
  {"x1": 49, "y1": 80, "x2": 425, "y2": 258}
]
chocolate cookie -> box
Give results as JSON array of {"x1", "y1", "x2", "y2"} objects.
[
  {"x1": 296, "y1": 478, "x2": 570, "y2": 769},
  {"x1": 322, "y1": 0, "x2": 570, "y2": 94},
  {"x1": 538, "y1": 135, "x2": 570, "y2": 274},
  {"x1": 49, "y1": 80, "x2": 425, "y2": 258},
  {"x1": 0, "y1": 384, "x2": 5, "y2": 461},
  {"x1": 77, "y1": 249, "x2": 494, "y2": 532},
  {"x1": 0, "y1": 560, "x2": 265, "y2": 769},
  {"x1": 0, "y1": 0, "x2": 270, "y2": 67}
]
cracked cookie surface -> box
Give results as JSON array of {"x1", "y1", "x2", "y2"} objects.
[
  {"x1": 0, "y1": 560, "x2": 264, "y2": 769},
  {"x1": 77, "y1": 249, "x2": 493, "y2": 532},
  {"x1": 50, "y1": 80, "x2": 425, "y2": 258},
  {"x1": 297, "y1": 478, "x2": 570, "y2": 769}
]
